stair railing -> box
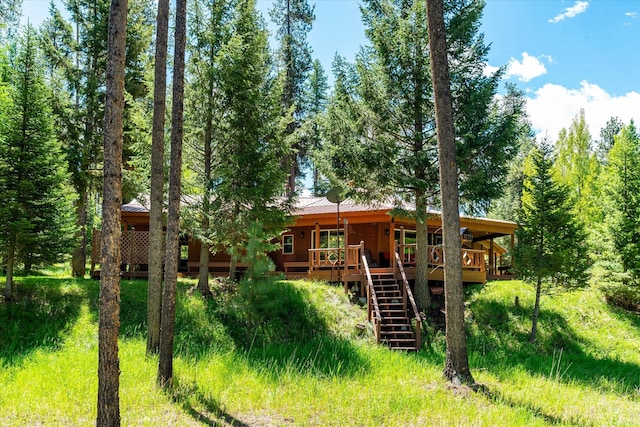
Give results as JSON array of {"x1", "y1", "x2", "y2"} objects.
[
  {"x1": 394, "y1": 252, "x2": 422, "y2": 349},
  {"x1": 362, "y1": 254, "x2": 381, "y2": 344}
]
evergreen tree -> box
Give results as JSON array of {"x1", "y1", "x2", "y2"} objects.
[
  {"x1": 603, "y1": 122, "x2": 640, "y2": 281},
  {"x1": 50, "y1": 0, "x2": 154, "y2": 278},
  {"x1": 488, "y1": 84, "x2": 536, "y2": 222},
  {"x1": 270, "y1": 0, "x2": 314, "y2": 195},
  {"x1": 96, "y1": 0, "x2": 128, "y2": 422},
  {"x1": 319, "y1": 0, "x2": 524, "y2": 309},
  {"x1": 426, "y1": 0, "x2": 472, "y2": 385},
  {"x1": 210, "y1": 0, "x2": 290, "y2": 277},
  {"x1": 146, "y1": 0, "x2": 170, "y2": 355},
  {"x1": 513, "y1": 141, "x2": 589, "y2": 343},
  {"x1": 0, "y1": 26, "x2": 76, "y2": 300},
  {"x1": 0, "y1": 0, "x2": 21, "y2": 43},
  {"x1": 305, "y1": 59, "x2": 330, "y2": 196},
  {"x1": 158, "y1": 0, "x2": 187, "y2": 390},
  {"x1": 183, "y1": 0, "x2": 235, "y2": 293},
  {"x1": 597, "y1": 116, "x2": 623, "y2": 165}
]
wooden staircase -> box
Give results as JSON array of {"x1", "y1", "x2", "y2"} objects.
[
  {"x1": 370, "y1": 271, "x2": 419, "y2": 351},
  {"x1": 360, "y1": 249, "x2": 423, "y2": 352}
]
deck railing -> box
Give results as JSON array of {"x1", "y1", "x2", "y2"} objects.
[
  {"x1": 362, "y1": 254, "x2": 382, "y2": 344},
  {"x1": 308, "y1": 244, "x2": 362, "y2": 270},
  {"x1": 398, "y1": 243, "x2": 485, "y2": 271}
]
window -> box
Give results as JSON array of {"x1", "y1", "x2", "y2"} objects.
[
  {"x1": 428, "y1": 232, "x2": 443, "y2": 246},
  {"x1": 282, "y1": 234, "x2": 294, "y2": 254},
  {"x1": 180, "y1": 245, "x2": 189, "y2": 261},
  {"x1": 311, "y1": 229, "x2": 344, "y2": 249},
  {"x1": 311, "y1": 229, "x2": 345, "y2": 261}
]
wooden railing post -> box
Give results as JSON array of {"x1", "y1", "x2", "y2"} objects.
[{"x1": 363, "y1": 254, "x2": 382, "y2": 344}]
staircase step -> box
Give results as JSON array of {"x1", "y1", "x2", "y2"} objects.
[
  {"x1": 377, "y1": 297, "x2": 402, "y2": 303},
  {"x1": 380, "y1": 309, "x2": 407, "y2": 315},
  {"x1": 381, "y1": 332, "x2": 415, "y2": 339},
  {"x1": 381, "y1": 322, "x2": 412, "y2": 328},
  {"x1": 381, "y1": 318, "x2": 411, "y2": 325},
  {"x1": 368, "y1": 271, "x2": 418, "y2": 352},
  {"x1": 375, "y1": 290, "x2": 401, "y2": 296}
]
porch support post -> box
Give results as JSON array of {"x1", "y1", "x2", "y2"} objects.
[
  {"x1": 489, "y1": 237, "x2": 494, "y2": 276},
  {"x1": 343, "y1": 218, "x2": 349, "y2": 293},
  {"x1": 389, "y1": 218, "x2": 395, "y2": 269}
]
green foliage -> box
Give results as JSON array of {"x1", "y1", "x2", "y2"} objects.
[
  {"x1": 184, "y1": 0, "x2": 291, "y2": 262},
  {"x1": 603, "y1": 122, "x2": 640, "y2": 278},
  {"x1": 0, "y1": 26, "x2": 77, "y2": 272},
  {"x1": 593, "y1": 121, "x2": 640, "y2": 309},
  {"x1": 304, "y1": 59, "x2": 331, "y2": 196},
  {"x1": 319, "y1": 0, "x2": 524, "y2": 213},
  {"x1": 552, "y1": 109, "x2": 602, "y2": 228},
  {"x1": 513, "y1": 141, "x2": 589, "y2": 288},
  {"x1": 233, "y1": 220, "x2": 280, "y2": 282},
  {"x1": 269, "y1": 0, "x2": 315, "y2": 192},
  {"x1": 488, "y1": 85, "x2": 536, "y2": 222}
]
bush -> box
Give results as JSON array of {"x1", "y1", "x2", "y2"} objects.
[{"x1": 600, "y1": 282, "x2": 640, "y2": 313}]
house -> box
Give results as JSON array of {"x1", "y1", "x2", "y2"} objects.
[
  {"x1": 91, "y1": 196, "x2": 516, "y2": 350},
  {"x1": 92, "y1": 196, "x2": 516, "y2": 286}
]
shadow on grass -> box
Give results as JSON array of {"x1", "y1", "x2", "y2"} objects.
[
  {"x1": 3, "y1": 272, "x2": 368, "y2": 379},
  {"x1": 468, "y1": 297, "x2": 640, "y2": 397},
  {"x1": 0, "y1": 277, "x2": 91, "y2": 366},
  {"x1": 477, "y1": 385, "x2": 566, "y2": 425},
  {"x1": 172, "y1": 379, "x2": 251, "y2": 427},
  {"x1": 80, "y1": 278, "x2": 157, "y2": 341},
  {"x1": 175, "y1": 279, "x2": 369, "y2": 379}
]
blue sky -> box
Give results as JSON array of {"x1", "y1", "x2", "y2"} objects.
[{"x1": 21, "y1": 0, "x2": 640, "y2": 140}]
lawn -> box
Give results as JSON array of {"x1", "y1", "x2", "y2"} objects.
[{"x1": 1, "y1": 268, "x2": 639, "y2": 426}]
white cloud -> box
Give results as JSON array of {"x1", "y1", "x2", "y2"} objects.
[
  {"x1": 549, "y1": 1, "x2": 589, "y2": 23},
  {"x1": 526, "y1": 81, "x2": 640, "y2": 140},
  {"x1": 483, "y1": 63, "x2": 500, "y2": 77},
  {"x1": 625, "y1": 12, "x2": 638, "y2": 18},
  {"x1": 504, "y1": 53, "x2": 548, "y2": 82}
]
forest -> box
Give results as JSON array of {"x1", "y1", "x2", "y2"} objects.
[{"x1": 1, "y1": 0, "x2": 639, "y2": 425}]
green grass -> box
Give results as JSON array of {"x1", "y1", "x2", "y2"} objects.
[{"x1": 1, "y1": 268, "x2": 639, "y2": 426}]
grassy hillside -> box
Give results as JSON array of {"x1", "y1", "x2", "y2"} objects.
[{"x1": 1, "y1": 269, "x2": 639, "y2": 426}]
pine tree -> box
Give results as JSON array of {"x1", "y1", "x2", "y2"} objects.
[
  {"x1": 210, "y1": 0, "x2": 290, "y2": 277},
  {"x1": 320, "y1": 0, "x2": 524, "y2": 309},
  {"x1": 513, "y1": 140, "x2": 589, "y2": 343},
  {"x1": 0, "y1": 26, "x2": 76, "y2": 300},
  {"x1": 305, "y1": 59, "x2": 329, "y2": 196},
  {"x1": 158, "y1": 0, "x2": 187, "y2": 390},
  {"x1": 426, "y1": 0, "x2": 472, "y2": 385},
  {"x1": 52, "y1": 0, "x2": 154, "y2": 278},
  {"x1": 183, "y1": 0, "x2": 235, "y2": 293},
  {"x1": 270, "y1": 0, "x2": 314, "y2": 195},
  {"x1": 97, "y1": 0, "x2": 128, "y2": 423},
  {"x1": 603, "y1": 122, "x2": 640, "y2": 280},
  {"x1": 0, "y1": 0, "x2": 21, "y2": 43}
]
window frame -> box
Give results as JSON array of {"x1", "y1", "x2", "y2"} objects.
[{"x1": 282, "y1": 234, "x2": 294, "y2": 255}]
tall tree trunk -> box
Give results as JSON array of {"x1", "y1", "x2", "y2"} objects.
[
  {"x1": 414, "y1": 192, "x2": 431, "y2": 311},
  {"x1": 426, "y1": 0, "x2": 473, "y2": 385},
  {"x1": 71, "y1": 186, "x2": 87, "y2": 277},
  {"x1": 197, "y1": 102, "x2": 213, "y2": 296},
  {"x1": 530, "y1": 275, "x2": 542, "y2": 342},
  {"x1": 97, "y1": 0, "x2": 128, "y2": 425},
  {"x1": 146, "y1": 0, "x2": 169, "y2": 356},
  {"x1": 158, "y1": 0, "x2": 186, "y2": 389},
  {"x1": 4, "y1": 238, "x2": 16, "y2": 300}
]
